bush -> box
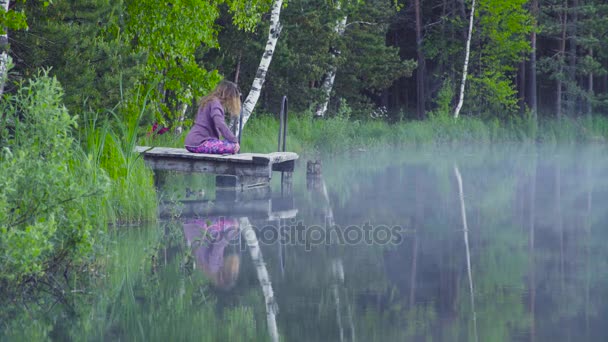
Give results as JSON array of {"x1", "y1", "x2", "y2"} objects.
[{"x1": 0, "y1": 73, "x2": 109, "y2": 284}]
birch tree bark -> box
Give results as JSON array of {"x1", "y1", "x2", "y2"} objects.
[
  {"x1": 0, "y1": 0, "x2": 10, "y2": 96},
  {"x1": 240, "y1": 0, "x2": 284, "y2": 133},
  {"x1": 530, "y1": 0, "x2": 539, "y2": 123},
  {"x1": 174, "y1": 88, "x2": 191, "y2": 135},
  {"x1": 314, "y1": 3, "x2": 348, "y2": 118},
  {"x1": 453, "y1": 0, "x2": 476, "y2": 119}
]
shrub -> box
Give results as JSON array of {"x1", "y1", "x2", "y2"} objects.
[{"x1": 0, "y1": 73, "x2": 109, "y2": 284}]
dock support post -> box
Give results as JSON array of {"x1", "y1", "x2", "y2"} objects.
[{"x1": 216, "y1": 175, "x2": 271, "y2": 190}]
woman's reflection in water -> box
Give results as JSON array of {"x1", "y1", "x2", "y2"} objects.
[{"x1": 183, "y1": 217, "x2": 241, "y2": 290}]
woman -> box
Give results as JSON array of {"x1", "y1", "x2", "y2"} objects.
[{"x1": 185, "y1": 80, "x2": 241, "y2": 154}]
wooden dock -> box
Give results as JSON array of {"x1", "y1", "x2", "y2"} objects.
[{"x1": 135, "y1": 146, "x2": 298, "y2": 190}]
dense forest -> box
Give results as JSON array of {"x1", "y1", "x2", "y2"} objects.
[{"x1": 1, "y1": 0, "x2": 607, "y2": 126}]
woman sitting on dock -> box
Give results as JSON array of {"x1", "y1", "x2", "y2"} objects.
[{"x1": 184, "y1": 80, "x2": 241, "y2": 154}]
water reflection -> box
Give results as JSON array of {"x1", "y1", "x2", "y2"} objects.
[
  {"x1": 3, "y1": 145, "x2": 608, "y2": 341},
  {"x1": 182, "y1": 218, "x2": 241, "y2": 290},
  {"x1": 182, "y1": 216, "x2": 280, "y2": 342}
]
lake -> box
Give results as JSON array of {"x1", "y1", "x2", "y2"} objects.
[{"x1": 2, "y1": 144, "x2": 608, "y2": 341}]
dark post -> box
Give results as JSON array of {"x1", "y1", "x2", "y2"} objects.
[{"x1": 277, "y1": 96, "x2": 288, "y2": 152}]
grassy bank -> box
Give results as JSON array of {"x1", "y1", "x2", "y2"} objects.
[{"x1": 197, "y1": 112, "x2": 608, "y2": 155}]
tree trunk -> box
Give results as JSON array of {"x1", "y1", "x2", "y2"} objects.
[
  {"x1": 567, "y1": 0, "x2": 578, "y2": 115},
  {"x1": 415, "y1": 0, "x2": 426, "y2": 119},
  {"x1": 240, "y1": 0, "x2": 284, "y2": 133},
  {"x1": 557, "y1": 1, "x2": 568, "y2": 120},
  {"x1": 453, "y1": 0, "x2": 476, "y2": 119},
  {"x1": 174, "y1": 103, "x2": 188, "y2": 135},
  {"x1": 314, "y1": 8, "x2": 348, "y2": 118},
  {"x1": 530, "y1": 0, "x2": 538, "y2": 123},
  {"x1": 174, "y1": 88, "x2": 191, "y2": 135},
  {"x1": 234, "y1": 51, "x2": 242, "y2": 83},
  {"x1": 587, "y1": 47, "x2": 593, "y2": 118},
  {"x1": 519, "y1": 60, "x2": 527, "y2": 114},
  {"x1": 0, "y1": 0, "x2": 10, "y2": 96}
]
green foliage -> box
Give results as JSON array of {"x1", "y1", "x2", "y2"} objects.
[
  {"x1": 11, "y1": 0, "x2": 144, "y2": 114},
  {"x1": 423, "y1": 0, "x2": 532, "y2": 117},
  {"x1": 428, "y1": 79, "x2": 455, "y2": 119},
  {"x1": 0, "y1": 8, "x2": 28, "y2": 32},
  {"x1": 464, "y1": 0, "x2": 532, "y2": 116},
  {"x1": 0, "y1": 72, "x2": 109, "y2": 283},
  {"x1": 79, "y1": 107, "x2": 157, "y2": 225},
  {"x1": 124, "y1": 0, "x2": 273, "y2": 126},
  {"x1": 125, "y1": 0, "x2": 221, "y2": 122},
  {"x1": 538, "y1": 1, "x2": 608, "y2": 116},
  {"x1": 207, "y1": 0, "x2": 414, "y2": 115},
  {"x1": 335, "y1": 0, "x2": 416, "y2": 110}
]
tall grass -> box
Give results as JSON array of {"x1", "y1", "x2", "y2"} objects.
[
  {"x1": 239, "y1": 112, "x2": 608, "y2": 154},
  {"x1": 141, "y1": 110, "x2": 608, "y2": 161},
  {"x1": 79, "y1": 90, "x2": 157, "y2": 225}
]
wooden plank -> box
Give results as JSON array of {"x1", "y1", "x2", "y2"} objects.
[
  {"x1": 135, "y1": 146, "x2": 298, "y2": 165},
  {"x1": 139, "y1": 147, "x2": 259, "y2": 164},
  {"x1": 142, "y1": 157, "x2": 270, "y2": 177}
]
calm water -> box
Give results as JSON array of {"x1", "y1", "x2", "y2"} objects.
[{"x1": 3, "y1": 145, "x2": 608, "y2": 341}]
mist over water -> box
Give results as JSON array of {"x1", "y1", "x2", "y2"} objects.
[{"x1": 4, "y1": 144, "x2": 608, "y2": 341}]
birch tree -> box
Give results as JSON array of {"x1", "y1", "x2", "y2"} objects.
[
  {"x1": 530, "y1": 0, "x2": 539, "y2": 123},
  {"x1": 0, "y1": 0, "x2": 28, "y2": 96},
  {"x1": 240, "y1": 0, "x2": 284, "y2": 131},
  {"x1": 453, "y1": 0, "x2": 476, "y2": 119},
  {"x1": 0, "y1": 0, "x2": 9, "y2": 95},
  {"x1": 314, "y1": 1, "x2": 347, "y2": 118}
]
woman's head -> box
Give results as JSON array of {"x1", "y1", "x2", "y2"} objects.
[{"x1": 200, "y1": 80, "x2": 242, "y2": 117}]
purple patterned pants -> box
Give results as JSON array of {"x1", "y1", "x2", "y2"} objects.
[{"x1": 185, "y1": 139, "x2": 238, "y2": 154}]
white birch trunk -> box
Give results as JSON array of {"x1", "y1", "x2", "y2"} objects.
[
  {"x1": 240, "y1": 0, "x2": 284, "y2": 134},
  {"x1": 0, "y1": 0, "x2": 10, "y2": 96},
  {"x1": 240, "y1": 218, "x2": 280, "y2": 342},
  {"x1": 453, "y1": 0, "x2": 476, "y2": 119},
  {"x1": 174, "y1": 88, "x2": 192, "y2": 135},
  {"x1": 314, "y1": 13, "x2": 348, "y2": 118},
  {"x1": 174, "y1": 103, "x2": 188, "y2": 135}
]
